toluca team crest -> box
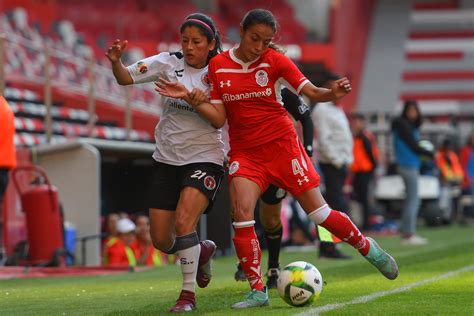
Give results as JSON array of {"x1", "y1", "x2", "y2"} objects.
[
  {"x1": 204, "y1": 175, "x2": 216, "y2": 190},
  {"x1": 255, "y1": 70, "x2": 268, "y2": 87}
]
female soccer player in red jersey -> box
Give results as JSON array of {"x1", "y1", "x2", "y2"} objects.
[
  {"x1": 107, "y1": 13, "x2": 224, "y2": 313},
  {"x1": 156, "y1": 9, "x2": 398, "y2": 309}
]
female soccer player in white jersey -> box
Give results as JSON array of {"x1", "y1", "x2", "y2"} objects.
[
  {"x1": 156, "y1": 9, "x2": 398, "y2": 309},
  {"x1": 106, "y1": 13, "x2": 224, "y2": 313}
]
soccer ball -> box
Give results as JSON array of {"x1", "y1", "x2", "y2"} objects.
[{"x1": 277, "y1": 261, "x2": 323, "y2": 307}]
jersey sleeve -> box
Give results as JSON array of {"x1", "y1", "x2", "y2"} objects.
[
  {"x1": 276, "y1": 53, "x2": 310, "y2": 95},
  {"x1": 281, "y1": 87, "x2": 310, "y2": 121},
  {"x1": 208, "y1": 59, "x2": 223, "y2": 104},
  {"x1": 126, "y1": 52, "x2": 176, "y2": 84}
]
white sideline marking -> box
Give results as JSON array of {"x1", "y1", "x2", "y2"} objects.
[{"x1": 296, "y1": 265, "x2": 474, "y2": 316}]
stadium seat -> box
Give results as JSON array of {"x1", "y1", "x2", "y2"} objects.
[
  {"x1": 401, "y1": 1, "x2": 474, "y2": 115},
  {"x1": 13, "y1": 102, "x2": 74, "y2": 122}
]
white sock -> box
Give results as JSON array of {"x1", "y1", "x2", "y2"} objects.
[
  {"x1": 177, "y1": 243, "x2": 201, "y2": 292},
  {"x1": 308, "y1": 204, "x2": 331, "y2": 224}
]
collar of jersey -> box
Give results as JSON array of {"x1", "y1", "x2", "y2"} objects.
[
  {"x1": 184, "y1": 61, "x2": 207, "y2": 73},
  {"x1": 230, "y1": 47, "x2": 260, "y2": 69}
]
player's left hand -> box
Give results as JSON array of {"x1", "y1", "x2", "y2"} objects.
[
  {"x1": 105, "y1": 39, "x2": 128, "y2": 63},
  {"x1": 188, "y1": 88, "x2": 209, "y2": 107},
  {"x1": 154, "y1": 78, "x2": 189, "y2": 99},
  {"x1": 331, "y1": 77, "x2": 352, "y2": 99},
  {"x1": 304, "y1": 144, "x2": 313, "y2": 157}
]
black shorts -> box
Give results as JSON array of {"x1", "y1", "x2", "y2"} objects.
[
  {"x1": 149, "y1": 161, "x2": 224, "y2": 213},
  {"x1": 260, "y1": 184, "x2": 287, "y2": 205}
]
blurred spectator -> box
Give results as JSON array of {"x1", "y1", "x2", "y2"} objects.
[
  {"x1": 435, "y1": 138, "x2": 463, "y2": 223},
  {"x1": 0, "y1": 96, "x2": 17, "y2": 256},
  {"x1": 350, "y1": 113, "x2": 379, "y2": 231},
  {"x1": 118, "y1": 211, "x2": 129, "y2": 219},
  {"x1": 435, "y1": 139, "x2": 463, "y2": 185},
  {"x1": 56, "y1": 20, "x2": 78, "y2": 49},
  {"x1": 392, "y1": 100, "x2": 433, "y2": 246},
  {"x1": 460, "y1": 132, "x2": 474, "y2": 190},
  {"x1": 460, "y1": 132, "x2": 474, "y2": 221},
  {"x1": 103, "y1": 213, "x2": 120, "y2": 242},
  {"x1": 0, "y1": 96, "x2": 16, "y2": 204},
  {"x1": 103, "y1": 217, "x2": 137, "y2": 267},
  {"x1": 312, "y1": 73, "x2": 353, "y2": 259},
  {"x1": 419, "y1": 140, "x2": 438, "y2": 177},
  {"x1": 101, "y1": 213, "x2": 120, "y2": 263},
  {"x1": 132, "y1": 214, "x2": 168, "y2": 267},
  {"x1": 11, "y1": 7, "x2": 28, "y2": 32}
]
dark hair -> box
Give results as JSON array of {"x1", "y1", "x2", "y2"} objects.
[
  {"x1": 240, "y1": 9, "x2": 285, "y2": 54},
  {"x1": 180, "y1": 13, "x2": 222, "y2": 62},
  {"x1": 402, "y1": 99, "x2": 422, "y2": 127}
]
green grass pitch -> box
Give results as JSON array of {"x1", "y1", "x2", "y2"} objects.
[{"x1": 1, "y1": 225, "x2": 473, "y2": 315}]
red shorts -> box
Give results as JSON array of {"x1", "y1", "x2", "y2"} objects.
[{"x1": 227, "y1": 131, "x2": 320, "y2": 197}]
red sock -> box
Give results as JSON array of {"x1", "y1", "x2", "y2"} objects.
[
  {"x1": 233, "y1": 225, "x2": 264, "y2": 291},
  {"x1": 320, "y1": 210, "x2": 370, "y2": 256}
]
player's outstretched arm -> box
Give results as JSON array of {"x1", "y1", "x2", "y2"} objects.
[
  {"x1": 155, "y1": 78, "x2": 190, "y2": 101},
  {"x1": 155, "y1": 79, "x2": 226, "y2": 128},
  {"x1": 188, "y1": 88, "x2": 226, "y2": 128},
  {"x1": 193, "y1": 101, "x2": 226, "y2": 129},
  {"x1": 301, "y1": 78, "x2": 352, "y2": 103},
  {"x1": 300, "y1": 114, "x2": 314, "y2": 157},
  {"x1": 106, "y1": 39, "x2": 134, "y2": 85}
]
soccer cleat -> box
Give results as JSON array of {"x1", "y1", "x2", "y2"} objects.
[
  {"x1": 196, "y1": 240, "x2": 217, "y2": 288},
  {"x1": 169, "y1": 290, "x2": 196, "y2": 313},
  {"x1": 266, "y1": 268, "x2": 280, "y2": 289},
  {"x1": 231, "y1": 287, "x2": 269, "y2": 309},
  {"x1": 364, "y1": 237, "x2": 398, "y2": 280},
  {"x1": 234, "y1": 263, "x2": 247, "y2": 282}
]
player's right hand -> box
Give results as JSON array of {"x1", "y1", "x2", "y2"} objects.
[
  {"x1": 106, "y1": 39, "x2": 128, "y2": 63},
  {"x1": 154, "y1": 78, "x2": 189, "y2": 99},
  {"x1": 188, "y1": 88, "x2": 208, "y2": 107},
  {"x1": 331, "y1": 77, "x2": 351, "y2": 99}
]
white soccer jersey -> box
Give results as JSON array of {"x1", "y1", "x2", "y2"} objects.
[{"x1": 127, "y1": 52, "x2": 224, "y2": 166}]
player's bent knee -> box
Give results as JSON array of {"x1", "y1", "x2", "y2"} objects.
[
  {"x1": 232, "y1": 209, "x2": 254, "y2": 222},
  {"x1": 261, "y1": 217, "x2": 281, "y2": 231},
  {"x1": 150, "y1": 235, "x2": 174, "y2": 253},
  {"x1": 151, "y1": 240, "x2": 168, "y2": 252},
  {"x1": 231, "y1": 202, "x2": 256, "y2": 221}
]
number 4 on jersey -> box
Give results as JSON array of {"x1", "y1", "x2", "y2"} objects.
[
  {"x1": 292, "y1": 158, "x2": 310, "y2": 186},
  {"x1": 292, "y1": 159, "x2": 305, "y2": 176}
]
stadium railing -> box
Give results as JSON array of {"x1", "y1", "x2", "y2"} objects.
[{"x1": 1, "y1": 31, "x2": 162, "y2": 112}]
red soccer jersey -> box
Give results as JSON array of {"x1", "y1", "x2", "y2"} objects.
[{"x1": 209, "y1": 48, "x2": 310, "y2": 151}]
